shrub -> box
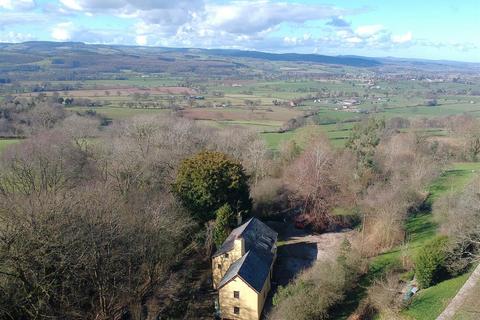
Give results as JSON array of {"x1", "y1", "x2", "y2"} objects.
[
  {"x1": 363, "y1": 272, "x2": 404, "y2": 319},
  {"x1": 346, "y1": 117, "x2": 385, "y2": 169},
  {"x1": 250, "y1": 177, "x2": 289, "y2": 218},
  {"x1": 415, "y1": 236, "x2": 449, "y2": 288},
  {"x1": 285, "y1": 137, "x2": 338, "y2": 232},
  {"x1": 213, "y1": 204, "x2": 235, "y2": 247},
  {"x1": 270, "y1": 261, "x2": 347, "y2": 320},
  {"x1": 434, "y1": 178, "x2": 480, "y2": 271}
]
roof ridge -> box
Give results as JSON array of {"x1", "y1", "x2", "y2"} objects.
[
  {"x1": 232, "y1": 217, "x2": 255, "y2": 235},
  {"x1": 217, "y1": 249, "x2": 273, "y2": 292},
  {"x1": 212, "y1": 217, "x2": 277, "y2": 257},
  {"x1": 217, "y1": 252, "x2": 250, "y2": 289}
]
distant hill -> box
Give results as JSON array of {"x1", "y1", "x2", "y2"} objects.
[
  {"x1": 1, "y1": 41, "x2": 480, "y2": 82},
  {"x1": 0, "y1": 41, "x2": 380, "y2": 68},
  {"x1": 192, "y1": 49, "x2": 381, "y2": 67}
]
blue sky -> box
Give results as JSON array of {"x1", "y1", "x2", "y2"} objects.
[{"x1": 1, "y1": 0, "x2": 479, "y2": 62}]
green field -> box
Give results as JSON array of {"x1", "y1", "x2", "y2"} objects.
[
  {"x1": 0, "y1": 139, "x2": 21, "y2": 153},
  {"x1": 381, "y1": 101, "x2": 480, "y2": 118},
  {"x1": 263, "y1": 123, "x2": 355, "y2": 150},
  {"x1": 67, "y1": 106, "x2": 171, "y2": 120},
  {"x1": 13, "y1": 76, "x2": 480, "y2": 155},
  {"x1": 84, "y1": 77, "x2": 183, "y2": 88},
  {"x1": 13, "y1": 77, "x2": 480, "y2": 138}
]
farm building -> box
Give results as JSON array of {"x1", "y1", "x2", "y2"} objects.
[
  {"x1": 341, "y1": 98, "x2": 359, "y2": 107},
  {"x1": 212, "y1": 218, "x2": 278, "y2": 320}
]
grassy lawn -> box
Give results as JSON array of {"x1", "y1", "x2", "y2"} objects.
[
  {"x1": 403, "y1": 273, "x2": 471, "y2": 320},
  {"x1": 428, "y1": 162, "x2": 480, "y2": 201},
  {"x1": 0, "y1": 139, "x2": 21, "y2": 153}
]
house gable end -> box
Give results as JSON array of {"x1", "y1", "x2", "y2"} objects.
[{"x1": 218, "y1": 274, "x2": 260, "y2": 294}]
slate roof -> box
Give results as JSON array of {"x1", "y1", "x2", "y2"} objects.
[
  {"x1": 217, "y1": 250, "x2": 273, "y2": 292},
  {"x1": 213, "y1": 217, "x2": 277, "y2": 258},
  {"x1": 215, "y1": 218, "x2": 277, "y2": 293}
]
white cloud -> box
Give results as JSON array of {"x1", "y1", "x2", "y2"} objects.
[
  {"x1": 203, "y1": 1, "x2": 359, "y2": 35},
  {"x1": 59, "y1": 0, "x2": 203, "y2": 14},
  {"x1": 329, "y1": 23, "x2": 415, "y2": 50},
  {"x1": 355, "y1": 24, "x2": 384, "y2": 37},
  {"x1": 0, "y1": 12, "x2": 44, "y2": 29},
  {"x1": 326, "y1": 16, "x2": 350, "y2": 28},
  {"x1": 0, "y1": 0, "x2": 35, "y2": 10},
  {"x1": 0, "y1": 31, "x2": 34, "y2": 42},
  {"x1": 58, "y1": 0, "x2": 204, "y2": 37},
  {"x1": 51, "y1": 22, "x2": 74, "y2": 41},
  {"x1": 135, "y1": 35, "x2": 148, "y2": 46},
  {"x1": 55, "y1": 0, "x2": 364, "y2": 43},
  {"x1": 59, "y1": 0, "x2": 198, "y2": 11},
  {"x1": 391, "y1": 31, "x2": 412, "y2": 44},
  {"x1": 19, "y1": 0, "x2": 417, "y2": 54},
  {"x1": 346, "y1": 37, "x2": 362, "y2": 44},
  {"x1": 59, "y1": 0, "x2": 83, "y2": 11}
]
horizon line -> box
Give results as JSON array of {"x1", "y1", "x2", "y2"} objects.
[{"x1": 2, "y1": 40, "x2": 480, "y2": 65}]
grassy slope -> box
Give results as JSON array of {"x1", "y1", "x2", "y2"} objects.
[
  {"x1": 400, "y1": 163, "x2": 480, "y2": 320},
  {"x1": 262, "y1": 122, "x2": 451, "y2": 151},
  {"x1": 335, "y1": 163, "x2": 480, "y2": 320},
  {"x1": 403, "y1": 273, "x2": 471, "y2": 320},
  {"x1": 380, "y1": 162, "x2": 480, "y2": 320},
  {"x1": 381, "y1": 162, "x2": 480, "y2": 264}
]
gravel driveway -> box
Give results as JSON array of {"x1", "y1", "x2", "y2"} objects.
[{"x1": 262, "y1": 221, "x2": 353, "y2": 317}]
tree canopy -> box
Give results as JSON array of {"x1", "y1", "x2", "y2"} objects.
[
  {"x1": 346, "y1": 118, "x2": 385, "y2": 169},
  {"x1": 173, "y1": 151, "x2": 251, "y2": 222}
]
